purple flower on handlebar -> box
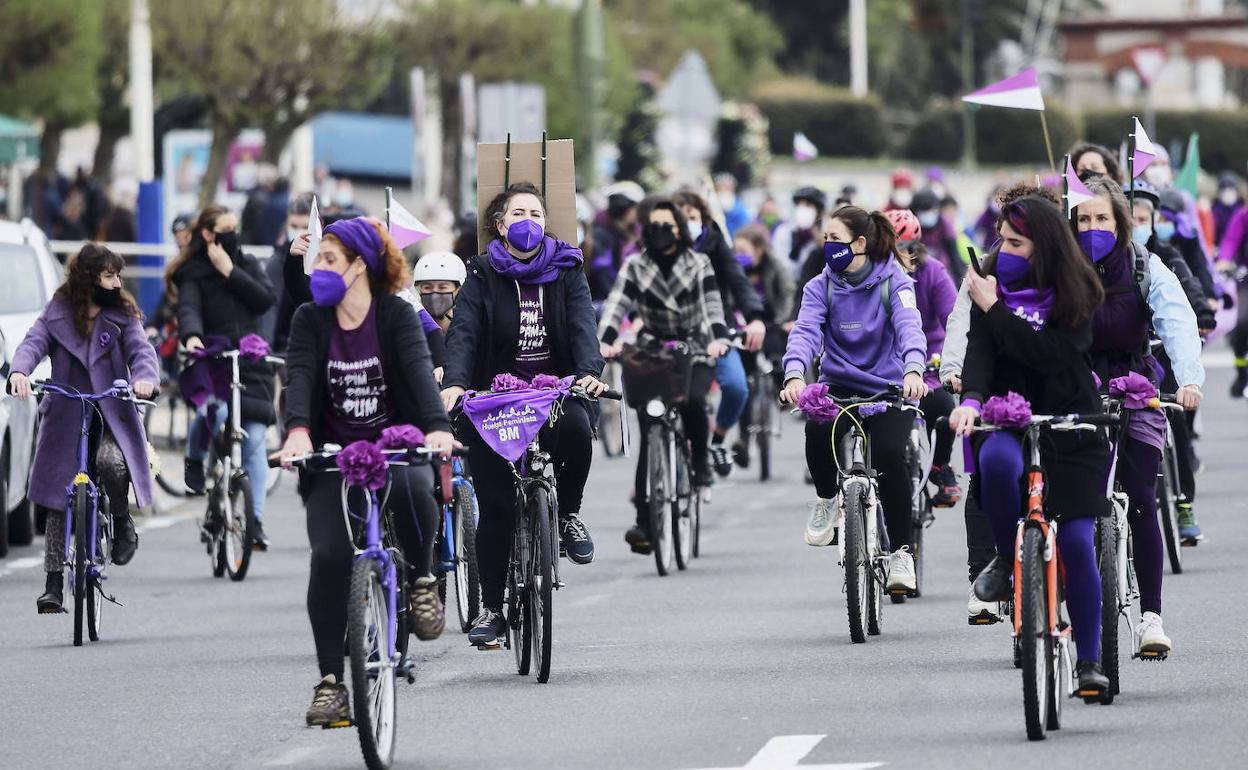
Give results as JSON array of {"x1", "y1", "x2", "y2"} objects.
[
  {"x1": 239, "y1": 333, "x2": 271, "y2": 360},
  {"x1": 858, "y1": 402, "x2": 888, "y2": 418},
  {"x1": 491, "y1": 373, "x2": 529, "y2": 392},
  {"x1": 337, "y1": 440, "x2": 389, "y2": 490},
  {"x1": 981, "y1": 391, "x2": 1032, "y2": 428},
  {"x1": 797, "y1": 383, "x2": 841, "y2": 423},
  {"x1": 1108, "y1": 371, "x2": 1155, "y2": 410},
  {"x1": 529, "y1": 374, "x2": 566, "y2": 390},
  {"x1": 378, "y1": 424, "x2": 425, "y2": 449}
]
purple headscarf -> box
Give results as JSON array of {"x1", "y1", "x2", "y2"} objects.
[
  {"x1": 488, "y1": 236, "x2": 584, "y2": 285},
  {"x1": 325, "y1": 217, "x2": 384, "y2": 274}
]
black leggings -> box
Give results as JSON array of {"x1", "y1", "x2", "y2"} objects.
[
  {"x1": 305, "y1": 466, "x2": 438, "y2": 680},
  {"x1": 632, "y1": 363, "x2": 715, "y2": 523},
  {"x1": 1231, "y1": 280, "x2": 1248, "y2": 359},
  {"x1": 919, "y1": 387, "x2": 956, "y2": 467},
  {"x1": 468, "y1": 398, "x2": 593, "y2": 611},
  {"x1": 964, "y1": 477, "x2": 995, "y2": 582},
  {"x1": 805, "y1": 406, "x2": 916, "y2": 552}
]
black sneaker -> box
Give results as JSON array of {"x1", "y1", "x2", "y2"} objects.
[
  {"x1": 467, "y1": 608, "x2": 506, "y2": 647},
  {"x1": 731, "y1": 440, "x2": 750, "y2": 469},
  {"x1": 36, "y1": 572, "x2": 64, "y2": 614},
  {"x1": 252, "y1": 520, "x2": 270, "y2": 551},
  {"x1": 973, "y1": 555, "x2": 1013, "y2": 603},
  {"x1": 111, "y1": 515, "x2": 138, "y2": 565},
  {"x1": 559, "y1": 513, "x2": 595, "y2": 564},
  {"x1": 625, "y1": 525, "x2": 652, "y2": 555},
  {"x1": 184, "y1": 458, "x2": 206, "y2": 496},
  {"x1": 929, "y1": 465, "x2": 962, "y2": 508},
  {"x1": 1075, "y1": 661, "x2": 1109, "y2": 702},
  {"x1": 305, "y1": 675, "x2": 351, "y2": 727},
  {"x1": 709, "y1": 443, "x2": 732, "y2": 477},
  {"x1": 1231, "y1": 366, "x2": 1247, "y2": 398}
]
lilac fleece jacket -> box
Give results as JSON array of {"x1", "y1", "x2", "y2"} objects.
[
  {"x1": 1218, "y1": 207, "x2": 1248, "y2": 267},
  {"x1": 783, "y1": 257, "x2": 928, "y2": 395},
  {"x1": 912, "y1": 257, "x2": 957, "y2": 385}
]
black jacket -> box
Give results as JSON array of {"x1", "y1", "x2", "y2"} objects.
[
  {"x1": 962, "y1": 302, "x2": 1109, "y2": 520},
  {"x1": 1171, "y1": 234, "x2": 1217, "y2": 302},
  {"x1": 443, "y1": 255, "x2": 604, "y2": 391},
  {"x1": 173, "y1": 251, "x2": 277, "y2": 425},
  {"x1": 284, "y1": 294, "x2": 451, "y2": 447},
  {"x1": 1152, "y1": 241, "x2": 1216, "y2": 330},
  {"x1": 275, "y1": 243, "x2": 315, "y2": 353},
  {"x1": 699, "y1": 222, "x2": 765, "y2": 324}
]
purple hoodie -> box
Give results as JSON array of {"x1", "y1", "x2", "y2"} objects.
[
  {"x1": 783, "y1": 257, "x2": 928, "y2": 395},
  {"x1": 912, "y1": 257, "x2": 957, "y2": 387}
]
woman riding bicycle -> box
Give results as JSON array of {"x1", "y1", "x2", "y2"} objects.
[
  {"x1": 599, "y1": 195, "x2": 730, "y2": 554},
  {"x1": 1073, "y1": 177, "x2": 1205, "y2": 658},
  {"x1": 948, "y1": 194, "x2": 1110, "y2": 698},
  {"x1": 9, "y1": 244, "x2": 158, "y2": 613},
  {"x1": 440, "y1": 182, "x2": 608, "y2": 647},
  {"x1": 165, "y1": 205, "x2": 278, "y2": 548},
  {"x1": 275, "y1": 216, "x2": 454, "y2": 726},
  {"x1": 779, "y1": 205, "x2": 929, "y2": 594}
]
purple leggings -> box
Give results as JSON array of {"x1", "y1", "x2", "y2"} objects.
[
  {"x1": 978, "y1": 432, "x2": 1102, "y2": 664},
  {"x1": 1117, "y1": 437, "x2": 1164, "y2": 615}
]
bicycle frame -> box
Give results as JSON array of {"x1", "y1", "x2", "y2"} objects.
[{"x1": 436, "y1": 457, "x2": 474, "y2": 574}]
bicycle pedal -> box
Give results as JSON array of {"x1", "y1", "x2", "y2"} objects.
[
  {"x1": 320, "y1": 720, "x2": 353, "y2": 730},
  {"x1": 1137, "y1": 649, "x2": 1169, "y2": 661},
  {"x1": 474, "y1": 641, "x2": 502, "y2": 651},
  {"x1": 1180, "y1": 538, "x2": 1201, "y2": 547},
  {"x1": 968, "y1": 611, "x2": 1002, "y2": 626}
]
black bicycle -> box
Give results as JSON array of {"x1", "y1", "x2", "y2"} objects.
[{"x1": 736, "y1": 349, "x2": 782, "y2": 482}]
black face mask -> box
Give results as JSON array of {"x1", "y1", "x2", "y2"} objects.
[
  {"x1": 92, "y1": 285, "x2": 122, "y2": 308},
  {"x1": 1077, "y1": 169, "x2": 1104, "y2": 183},
  {"x1": 642, "y1": 223, "x2": 679, "y2": 257},
  {"x1": 213, "y1": 230, "x2": 239, "y2": 257}
]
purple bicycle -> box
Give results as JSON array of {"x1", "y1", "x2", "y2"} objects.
[{"x1": 31, "y1": 378, "x2": 154, "y2": 647}]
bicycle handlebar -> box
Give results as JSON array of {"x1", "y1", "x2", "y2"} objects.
[
  {"x1": 936, "y1": 411, "x2": 1119, "y2": 431},
  {"x1": 29, "y1": 379, "x2": 156, "y2": 408},
  {"x1": 269, "y1": 445, "x2": 468, "y2": 469}
]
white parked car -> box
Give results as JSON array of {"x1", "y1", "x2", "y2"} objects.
[{"x1": 0, "y1": 218, "x2": 61, "y2": 557}]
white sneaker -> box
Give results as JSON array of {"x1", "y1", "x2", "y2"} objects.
[
  {"x1": 967, "y1": 584, "x2": 1000, "y2": 625},
  {"x1": 804, "y1": 498, "x2": 839, "y2": 546},
  {"x1": 886, "y1": 546, "x2": 917, "y2": 593},
  {"x1": 1136, "y1": 611, "x2": 1172, "y2": 656}
]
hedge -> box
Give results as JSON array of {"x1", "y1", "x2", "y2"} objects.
[
  {"x1": 903, "y1": 102, "x2": 1080, "y2": 166},
  {"x1": 1082, "y1": 109, "x2": 1248, "y2": 174},
  {"x1": 752, "y1": 77, "x2": 885, "y2": 159}
]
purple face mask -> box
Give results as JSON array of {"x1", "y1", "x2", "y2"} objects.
[
  {"x1": 995, "y1": 251, "x2": 1031, "y2": 288},
  {"x1": 309, "y1": 266, "x2": 359, "y2": 306},
  {"x1": 505, "y1": 218, "x2": 545, "y2": 252},
  {"x1": 1077, "y1": 229, "x2": 1117, "y2": 262},
  {"x1": 735, "y1": 251, "x2": 754, "y2": 270}
]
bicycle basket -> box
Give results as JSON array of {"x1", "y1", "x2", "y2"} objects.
[{"x1": 620, "y1": 345, "x2": 693, "y2": 408}]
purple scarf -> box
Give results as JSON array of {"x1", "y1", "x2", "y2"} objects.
[
  {"x1": 487, "y1": 236, "x2": 584, "y2": 285},
  {"x1": 997, "y1": 284, "x2": 1055, "y2": 331}
]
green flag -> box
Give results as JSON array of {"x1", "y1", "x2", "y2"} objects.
[{"x1": 1175, "y1": 133, "x2": 1201, "y2": 198}]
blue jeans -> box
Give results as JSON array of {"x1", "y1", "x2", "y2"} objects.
[
  {"x1": 714, "y1": 348, "x2": 748, "y2": 432},
  {"x1": 186, "y1": 404, "x2": 269, "y2": 521}
]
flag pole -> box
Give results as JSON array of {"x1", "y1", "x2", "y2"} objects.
[
  {"x1": 1128, "y1": 117, "x2": 1137, "y2": 213},
  {"x1": 385, "y1": 186, "x2": 393, "y2": 231},
  {"x1": 1039, "y1": 110, "x2": 1056, "y2": 174}
]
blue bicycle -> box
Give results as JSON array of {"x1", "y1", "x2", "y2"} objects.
[
  {"x1": 433, "y1": 455, "x2": 481, "y2": 633},
  {"x1": 275, "y1": 444, "x2": 452, "y2": 770},
  {"x1": 32, "y1": 378, "x2": 154, "y2": 647}
]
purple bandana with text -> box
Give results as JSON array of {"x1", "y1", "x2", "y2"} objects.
[{"x1": 463, "y1": 378, "x2": 572, "y2": 461}]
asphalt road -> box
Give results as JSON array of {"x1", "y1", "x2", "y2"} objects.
[{"x1": 2, "y1": 362, "x2": 1246, "y2": 770}]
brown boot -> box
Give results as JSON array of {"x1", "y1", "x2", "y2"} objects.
[{"x1": 409, "y1": 576, "x2": 445, "y2": 641}]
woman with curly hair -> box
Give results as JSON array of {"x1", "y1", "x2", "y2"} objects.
[{"x1": 9, "y1": 244, "x2": 158, "y2": 613}]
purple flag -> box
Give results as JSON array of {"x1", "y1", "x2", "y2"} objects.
[{"x1": 462, "y1": 387, "x2": 566, "y2": 462}]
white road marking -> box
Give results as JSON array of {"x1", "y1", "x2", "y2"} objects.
[
  {"x1": 0, "y1": 514, "x2": 194, "y2": 579},
  {"x1": 138, "y1": 513, "x2": 194, "y2": 531},
  {"x1": 676, "y1": 734, "x2": 884, "y2": 770},
  {"x1": 0, "y1": 556, "x2": 44, "y2": 578}
]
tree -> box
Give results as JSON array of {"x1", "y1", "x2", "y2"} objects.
[
  {"x1": 152, "y1": 0, "x2": 391, "y2": 207},
  {"x1": 0, "y1": 0, "x2": 103, "y2": 175},
  {"x1": 92, "y1": 0, "x2": 130, "y2": 181}
]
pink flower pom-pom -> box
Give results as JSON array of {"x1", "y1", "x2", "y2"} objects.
[
  {"x1": 238, "y1": 333, "x2": 271, "y2": 360},
  {"x1": 337, "y1": 440, "x2": 389, "y2": 490},
  {"x1": 530, "y1": 374, "x2": 563, "y2": 390},
  {"x1": 797, "y1": 383, "x2": 841, "y2": 423},
  {"x1": 378, "y1": 424, "x2": 425, "y2": 449},
  {"x1": 981, "y1": 391, "x2": 1032, "y2": 429},
  {"x1": 491, "y1": 373, "x2": 529, "y2": 392},
  {"x1": 1108, "y1": 372, "x2": 1156, "y2": 410}
]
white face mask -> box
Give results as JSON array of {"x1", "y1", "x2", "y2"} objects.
[
  {"x1": 1220, "y1": 189, "x2": 1240, "y2": 207},
  {"x1": 793, "y1": 205, "x2": 818, "y2": 230},
  {"x1": 576, "y1": 224, "x2": 586, "y2": 245},
  {"x1": 286, "y1": 226, "x2": 303, "y2": 243},
  {"x1": 1144, "y1": 165, "x2": 1172, "y2": 188},
  {"x1": 918, "y1": 210, "x2": 940, "y2": 229},
  {"x1": 718, "y1": 192, "x2": 737, "y2": 211},
  {"x1": 687, "y1": 221, "x2": 703, "y2": 242},
  {"x1": 892, "y1": 189, "x2": 913, "y2": 209}
]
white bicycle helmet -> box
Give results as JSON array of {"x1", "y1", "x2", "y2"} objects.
[{"x1": 413, "y1": 251, "x2": 467, "y2": 285}]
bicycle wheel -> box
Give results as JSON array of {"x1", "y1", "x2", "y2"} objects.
[
  {"x1": 691, "y1": 480, "x2": 702, "y2": 558},
  {"x1": 72, "y1": 486, "x2": 89, "y2": 647},
  {"x1": 530, "y1": 487, "x2": 555, "y2": 683},
  {"x1": 647, "y1": 424, "x2": 673, "y2": 576},
  {"x1": 1157, "y1": 451, "x2": 1183, "y2": 572},
  {"x1": 673, "y1": 445, "x2": 693, "y2": 571},
  {"x1": 454, "y1": 483, "x2": 481, "y2": 633},
  {"x1": 88, "y1": 506, "x2": 110, "y2": 643},
  {"x1": 1097, "y1": 516, "x2": 1120, "y2": 703},
  {"x1": 866, "y1": 496, "x2": 885, "y2": 636},
  {"x1": 347, "y1": 558, "x2": 396, "y2": 770},
  {"x1": 842, "y1": 482, "x2": 869, "y2": 644},
  {"x1": 222, "y1": 473, "x2": 255, "y2": 582},
  {"x1": 909, "y1": 492, "x2": 929, "y2": 600},
  {"x1": 509, "y1": 513, "x2": 531, "y2": 675},
  {"x1": 756, "y1": 385, "x2": 772, "y2": 483},
  {"x1": 1020, "y1": 526, "x2": 1052, "y2": 741}
]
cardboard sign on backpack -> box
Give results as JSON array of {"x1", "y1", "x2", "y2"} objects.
[{"x1": 476, "y1": 137, "x2": 576, "y2": 253}]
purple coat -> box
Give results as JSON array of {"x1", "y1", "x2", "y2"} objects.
[
  {"x1": 11, "y1": 297, "x2": 159, "y2": 510},
  {"x1": 912, "y1": 258, "x2": 957, "y2": 387},
  {"x1": 783, "y1": 258, "x2": 928, "y2": 395}
]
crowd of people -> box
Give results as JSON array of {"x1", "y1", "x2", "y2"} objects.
[{"x1": 7, "y1": 137, "x2": 1245, "y2": 723}]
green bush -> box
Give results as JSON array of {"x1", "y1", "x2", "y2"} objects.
[
  {"x1": 752, "y1": 77, "x2": 885, "y2": 158},
  {"x1": 903, "y1": 101, "x2": 1080, "y2": 166},
  {"x1": 1082, "y1": 109, "x2": 1248, "y2": 173}
]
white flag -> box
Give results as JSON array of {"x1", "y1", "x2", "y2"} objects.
[{"x1": 304, "y1": 196, "x2": 322, "y2": 275}]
